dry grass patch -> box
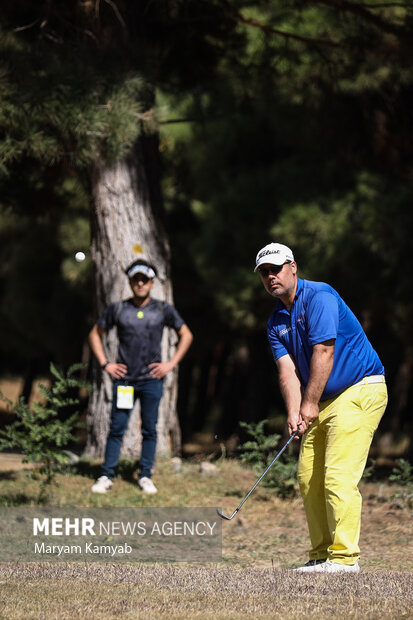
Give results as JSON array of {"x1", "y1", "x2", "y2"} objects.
[{"x1": 0, "y1": 563, "x2": 412, "y2": 619}]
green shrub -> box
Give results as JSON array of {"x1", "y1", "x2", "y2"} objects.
[
  {"x1": 0, "y1": 362, "x2": 87, "y2": 501},
  {"x1": 238, "y1": 419, "x2": 299, "y2": 499},
  {"x1": 389, "y1": 458, "x2": 413, "y2": 486},
  {"x1": 388, "y1": 458, "x2": 413, "y2": 509}
]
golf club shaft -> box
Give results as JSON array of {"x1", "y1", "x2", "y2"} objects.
[{"x1": 233, "y1": 430, "x2": 298, "y2": 514}]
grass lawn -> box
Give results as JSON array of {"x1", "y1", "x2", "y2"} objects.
[{"x1": 0, "y1": 455, "x2": 412, "y2": 618}]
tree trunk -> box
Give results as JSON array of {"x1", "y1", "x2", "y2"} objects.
[{"x1": 84, "y1": 133, "x2": 181, "y2": 460}]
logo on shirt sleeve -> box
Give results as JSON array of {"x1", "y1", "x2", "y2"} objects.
[{"x1": 278, "y1": 326, "x2": 291, "y2": 337}]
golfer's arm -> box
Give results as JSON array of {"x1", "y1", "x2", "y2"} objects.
[
  {"x1": 168, "y1": 324, "x2": 193, "y2": 369},
  {"x1": 88, "y1": 324, "x2": 108, "y2": 367},
  {"x1": 302, "y1": 340, "x2": 335, "y2": 407},
  {"x1": 276, "y1": 354, "x2": 302, "y2": 418}
]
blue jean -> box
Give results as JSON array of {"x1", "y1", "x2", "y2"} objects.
[{"x1": 101, "y1": 378, "x2": 163, "y2": 480}]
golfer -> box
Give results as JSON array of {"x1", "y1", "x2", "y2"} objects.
[
  {"x1": 89, "y1": 258, "x2": 193, "y2": 495},
  {"x1": 255, "y1": 242, "x2": 387, "y2": 573}
]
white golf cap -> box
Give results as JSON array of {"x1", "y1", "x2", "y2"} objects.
[
  {"x1": 254, "y1": 243, "x2": 294, "y2": 272},
  {"x1": 127, "y1": 264, "x2": 156, "y2": 279}
]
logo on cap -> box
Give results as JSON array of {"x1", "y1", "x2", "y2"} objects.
[{"x1": 258, "y1": 248, "x2": 281, "y2": 259}]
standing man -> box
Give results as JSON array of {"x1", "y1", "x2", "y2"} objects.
[
  {"x1": 89, "y1": 258, "x2": 193, "y2": 495},
  {"x1": 255, "y1": 242, "x2": 387, "y2": 573}
]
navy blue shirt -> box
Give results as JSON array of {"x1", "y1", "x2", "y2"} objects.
[
  {"x1": 98, "y1": 298, "x2": 185, "y2": 381},
  {"x1": 267, "y1": 278, "x2": 384, "y2": 400}
]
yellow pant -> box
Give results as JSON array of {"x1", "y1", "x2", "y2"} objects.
[{"x1": 297, "y1": 379, "x2": 388, "y2": 565}]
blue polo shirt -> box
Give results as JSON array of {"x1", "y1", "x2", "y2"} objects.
[{"x1": 267, "y1": 278, "x2": 384, "y2": 400}]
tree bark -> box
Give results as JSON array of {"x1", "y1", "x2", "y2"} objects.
[{"x1": 84, "y1": 133, "x2": 181, "y2": 460}]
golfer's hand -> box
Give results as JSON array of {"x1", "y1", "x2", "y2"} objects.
[
  {"x1": 149, "y1": 361, "x2": 174, "y2": 379},
  {"x1": 298, "y1": 402, "x2": 319, "y2": 434},
  {"x1": 105, "y1": 363, "x2": 128, "y2": 379},
  {"x1": 287, "y1": 415, "x2": 301, "y2": 439}
]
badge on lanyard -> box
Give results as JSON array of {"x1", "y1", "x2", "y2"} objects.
[{"x1": 116, "y1": 385, "x2": 134, "y2": 409}]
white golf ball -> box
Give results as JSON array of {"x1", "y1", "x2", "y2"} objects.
[{"x1": 75, "y1": 251, "x2": 86, "y2": 262}]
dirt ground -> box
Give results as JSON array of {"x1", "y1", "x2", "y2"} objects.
[{"x1": 0, "y1": 454, "x2": 35, "y2": 472}]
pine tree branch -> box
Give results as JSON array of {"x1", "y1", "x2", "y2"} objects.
[
  {"x1": 216, "y1": 0, "x2": 340, "y2": 47},
  {"x1": 13, "y1": 18, "x2": 41, "y2": 33},
  {"x1": 305, "y1": 0, "x2": 402, "y2": 35}
]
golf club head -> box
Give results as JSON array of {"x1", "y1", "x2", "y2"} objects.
[{"x1": 216, "y1": 507, "x2": 238, "y2": 521}]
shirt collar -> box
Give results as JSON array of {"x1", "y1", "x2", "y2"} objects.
[{"x1": 296, "y1": 277, "x2": 303, "y2": 298}]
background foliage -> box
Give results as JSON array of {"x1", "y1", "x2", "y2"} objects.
[{"x1": 1, "y1": 1, "x2": 412, "y2": 451}]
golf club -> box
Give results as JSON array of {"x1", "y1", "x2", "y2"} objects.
[{"x1": 217, "y1": 430, "x2": 299, "y2": 520}]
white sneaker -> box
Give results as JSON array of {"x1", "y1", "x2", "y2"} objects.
[
  {"x1": 322, "y1": 560, "x2": 360, "y2": 574},
  {"x1": 138, "y1": 477, "x2": 157, "y2": 494},
  {"x1": 293, "y1": 560, "x2": 326, "y2": 572},
  {"x1": 294, "y1": 560, "x2": 359, "y2": 573},
  {"x1": 91, "y1": 476, "x2": 113, "y2": 494}
]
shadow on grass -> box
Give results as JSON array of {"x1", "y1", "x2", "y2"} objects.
[
  {"x1": 0, "y1": 471, "x2": 18, "y2": 481},
  {"x1": 0, "y1": 492, "x2": 38, "y2": 506},
  {"x1": 71, "y1": 459, "x2": 138, "y2": 483}
]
